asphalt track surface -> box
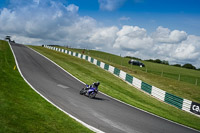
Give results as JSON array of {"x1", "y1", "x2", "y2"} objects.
[{"x1": 10, "y1": 42, "x2": 199, "y2": 133}]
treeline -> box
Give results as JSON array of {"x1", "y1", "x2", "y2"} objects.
[
  {"x1": 172, "y1": 63, "x2": 200, "y2": 70},
  {"x1": 125, "y1": 56, "x2": 142, "y2": 61},
  {"x1": 146, "y1": 59, "x2": 199, "y2": 70},
  {"x1": 125, "y1": 56, "x2": 200, "y2": 70},
  {"x1": 145, "y1": 59, "x2": 169, "y2": 65}
]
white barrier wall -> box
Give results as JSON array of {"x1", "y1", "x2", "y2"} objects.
[
  {"x1": 100, "y1": 62, "x2": 105, "y2": 69},
  {"x1": 152, "y1": 86, "x2": 166, "y2": 101},
  {"x1": 133, "y1": 77, "x2": 142, "y2": 89},
  {"x1": 119, "y1": 70, "x2": 126, "y2": 80},
  {"x1": 182, "y1": 99, "x2": 192, "y2": 112},
  {"x1": 93, "y1": 59, "x2": 97, "y2": 65},
  {"x1": 108, "y1": 66, "x2": 115, "y2": 73}
]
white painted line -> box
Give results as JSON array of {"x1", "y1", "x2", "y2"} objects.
[
  {"x1": 40, "y1": 45, "x2": 200, "y2": 132},
  {"x1": 57, "y1": 84, "x2": 69, "y2": 89},
  {"x1": 9, "y1": 42, "x2": 104, "y2": 133}
]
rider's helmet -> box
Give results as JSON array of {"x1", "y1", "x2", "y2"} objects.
[{"x1": 94, "y1": 81, "x2": 100, "y2": 87}]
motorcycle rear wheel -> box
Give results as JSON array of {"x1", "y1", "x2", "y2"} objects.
[{"x1": 89, "y1": 92, "x2": 96, "y2": 99}]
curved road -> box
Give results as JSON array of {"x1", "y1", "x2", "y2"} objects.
[{"x1": 10, "y1": 42, "x2": 199, "y2": 133}]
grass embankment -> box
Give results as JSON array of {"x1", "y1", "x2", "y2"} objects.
[
  {"x1": 56, "y1": 47, "x2": 200, "y2": 103},
  {"x1": 0, "y1": 41, "x2": 93, "y2": 133},
  {"x1": 30, "y1": 45, "x2": 200, "y2": 131}
]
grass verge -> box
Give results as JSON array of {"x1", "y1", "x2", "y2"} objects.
[
  {"x1": 0, "y1": 40, "x2": 93, "y2": 133},
  {"x1": 30, "y1": 45, "x2": 200, "y2": 131}
]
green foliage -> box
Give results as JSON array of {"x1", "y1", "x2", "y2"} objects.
[
  {"x1": 172, "y1": 64, "x2": 182, "y2": 67},
  {"x1": 0, "y1": 41, "x2": 93, "y2": 133},
  {"x1": 125, "y1": 56, "x2": 141, "y2": 60},
  {"x1": 182, "y1": 63, "x2": 196, "y2": 70},
  {"x1": 145, "y1": 59, "x2": 169, "y2": 65}
]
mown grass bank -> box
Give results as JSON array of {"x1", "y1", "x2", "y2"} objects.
[
  {"x1": 0, "y1": 41, "x2": 93, "y2": 133},
  {"x1": 30, "y1": 45, "x2": 200, "y2": 131},
  {"x1": 56, "y1": 47, "x2": 200, "y2": 103}
]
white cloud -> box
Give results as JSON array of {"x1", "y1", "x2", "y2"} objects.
[
  {"x1": 119, "y1": 16, "x2": 130, "y2": 21},
  {"x1": 33, "y1": 0, "x2": 40, "y2": 5},
  {"x1": 0, "y1": 0, "x2": 200, "y2": 68},
  {"x1": 152, "y1": 26, "x2": 187, "y2": 43},
  {"x1": 113, "y1": 26, "x2": 153, "y2": 51},
  {"x1": 98, "y1": 0, "x2": 126, "y2": 11},
  {"x1": 89, "y1": 26, "x2": 119, "y2": 47},
  {"x1": 172, "y1": 35, "x2": 200, "y2": 61},
  {"x1": 66, "y1": 4, "x2": 79, "y2": 14}
]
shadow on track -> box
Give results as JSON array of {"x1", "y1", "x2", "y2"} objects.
[{"x1": 92, "y1": 97, "x2": 109, "y2": 101}]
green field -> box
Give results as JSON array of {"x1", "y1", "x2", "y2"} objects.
[
  {"x1": 0, "y1": 41, "x2": 93, "y2": 133},
  {"x1": 30, "y1": 45, "x2": 200, "y2": 131},
  {"x1": 55, "y1": 47, "x2": 200, "y2": 103}
]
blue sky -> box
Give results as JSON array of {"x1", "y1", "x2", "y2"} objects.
[
  {"x1": 70, "y1": 0, "x2": 200, "y2": 35},
  {"x1": 0, "y1": 0, "x2": 200, "y2": 67},
  {"x1": 1, "y1": 0, "x2": 200, "y2": 34}
]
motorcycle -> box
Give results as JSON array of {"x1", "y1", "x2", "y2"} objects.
[{"x1": 80, "y1": 84, "x2": 98, "y2": 99}]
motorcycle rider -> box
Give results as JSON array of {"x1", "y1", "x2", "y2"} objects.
[{"x1": 85, "y1": 81, "x2": 100, "y2": 91}]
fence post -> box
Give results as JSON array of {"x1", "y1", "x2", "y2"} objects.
[
  {"x1": 161, "y1": 70, "x2": 163, "y2": 77},
  {"x1": 195, "y1": 78, "x2": 198, "y2": 86},
  {"x1": 178, "y1": 74, "x2": 180, "y2": 81}
]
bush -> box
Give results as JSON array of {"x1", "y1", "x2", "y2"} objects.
[
  {"x1": 172, "y1": 64, "x2": 182, "y2": 67},
  {"x1": 145, "y1": 59, "x2": 169, "y2": 65},
  {"x1": 125, "y1": 56, "x2": 141, "y2": 60},
  {"x1": 182, "y1": 63, "x2": 196, "y2": 70}
]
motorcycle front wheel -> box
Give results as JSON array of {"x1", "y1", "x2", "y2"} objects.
[{"x1": 80, "y1": 88, "x2": 85, "y2": 95}]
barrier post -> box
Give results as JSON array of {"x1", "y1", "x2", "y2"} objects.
[{"x1": 195, "y1": 78, "x2": 198, "y2": 86}]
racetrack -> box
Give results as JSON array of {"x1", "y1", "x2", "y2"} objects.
[{"x1": 10, "y1": 42, "x2": 199, "y2": 133}]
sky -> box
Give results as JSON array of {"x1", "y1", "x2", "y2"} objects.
[{"x1": 0, "y1": 0, "x2": 200, "y2": 68}]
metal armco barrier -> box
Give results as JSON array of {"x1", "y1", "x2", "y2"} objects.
[{"x1": 43, "y1": 45, "x2": 200, "y2": 117}]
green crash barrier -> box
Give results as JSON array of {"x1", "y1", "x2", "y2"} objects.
[
  {"x1": 85, "y1": 55, "x2": 88, "y2": 60},
  {"x1": 67, "y1": 50, "x2": 69, "y2": 54},
  {"x1": 125, "y1": 74, "x2": 133, "y2": 84},
  {"x1": 114, "y1": 68, "x2": 120, "y2": 76},
  {"x1": 76, "y1": 53, "x2": 78, "y2": 57},
  {"x1": 165, "y1": 92, "x2": 183, "y2": 109},
  {"x1": 97, "y1": 60, "x2": 101, "y2": 66},
  {"x1": 104, "y1": 64, "x2": 109, "y2": 70},
  {"x1": 71, "y1": 51, "x2": 73, "y2": 56},
  {"x1": 91, "y1": 58, "x2": 94, "y2": 63},
  {"x1": 81, "y1": 54, "x2": 83, "y2": 59},
  {"x1": 141, "y1": 82, "x2": 152, "y2": 94}
]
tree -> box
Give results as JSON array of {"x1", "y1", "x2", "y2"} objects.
[
  {"x1": 172, "y1": 64, "x2": 182, "y2": 67},
  {"x1": 162, "y1": 60, "x2": 169, "y2": 65},
  {"x1": 155, "y1": 59, "x2": 162, "y2": 63},
  {"x1": 182, "y1": 63, "x2": 196, "y2": 70}
]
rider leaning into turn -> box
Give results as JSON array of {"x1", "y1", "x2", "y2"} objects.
[{"x1": 86, "y1": 81, "x2": 100, "y2": 90}]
